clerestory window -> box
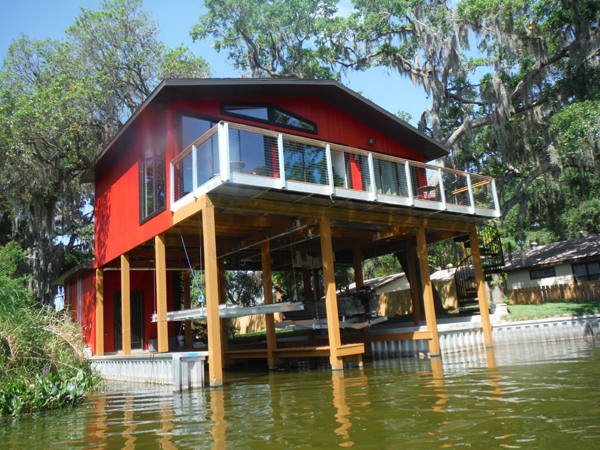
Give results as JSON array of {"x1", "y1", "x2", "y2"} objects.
[{"x1": 221, "y1": 102, "x2": 317, "y2": 134}]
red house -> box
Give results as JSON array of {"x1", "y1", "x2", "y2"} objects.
[{"x1": 59, "y1": 79, "x2": 500, "y2": 386}]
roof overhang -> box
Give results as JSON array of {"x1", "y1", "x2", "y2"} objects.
[{"x1": 83, "y1": 78, "x2": 449, "y2": 183}]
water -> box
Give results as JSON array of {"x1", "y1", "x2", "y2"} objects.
[{"x1": 2, "y1": 340, "x2": 600, "y2": 449}]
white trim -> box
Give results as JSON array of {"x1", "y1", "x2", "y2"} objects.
[
  {"x1": 491, "y1": 179, "x2": 501, "y2": 216},
  {"x1": 445, "y1": 204, "x2": 472, "y2": 215},
  {"x1": 286, "y1": 180, "x2": 331, "y2": 196},
  {"x1": 230, "y1": 172, "x2": 281, "y2": 189},
  {"x1": 325, "y1": 144, "x2": 335, "y2": 195},
  {"x1": 466, "y1": 174, "x2": 475, "y2": 214},
  {"x1": 438, "y1": 167, "x2": 446, "y2": 210},
  {"x1": 169, "y1": 162, "x2": 175, "y2": 211},
  {"x1": 404, "y1": 161, "x2": 414, "y2": 206},
  {"x1": 368, "y1": 153, "x2": 377, "y2": 201},
  {"x1": 413, "y1": 198, "x2": 445, "y2": 211},
  {"x1": 333, "y1": 188, "x2": 373, "y2": 202},
  {"x1": 218, "y1": 122, "x2": 230, "y2": 182},
  {"x1": 474, "y1": 208, "x2": 498, "y2": 218},
  {"x1": 277, "y1": 133, "x2": 286, "y2": 189},
  {"x1": 377, "y1": 193, "x2": 413, "y2": 207},
  {"x1": 191, "y1": 144, "x2": 198, "y2": 191}
]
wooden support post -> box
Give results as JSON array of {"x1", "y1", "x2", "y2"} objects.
[
  {"x1": 408, "y1": 248, "x2": 422, "y2": 325},
  {"x1": 320, "y1": 216, "x2": 343, "y2": 370},
  {"x1": 262, "y1": 241, "x2": 279, "y2": 368},
  {"x1": 155, "y1": 234, "x2": 169, "y2": 353},
  {"x1": 353, "y1": 244, "x2": 364, "y2": 291},
  {"x1": 121, "y1": 253, "x2": 131, "y2": 356},
  {"x1": 302, "y1": 268, "x2": 312, "y2": 302},
  {"x1": 203, "y1": 203, "x2": 224, "y2": 386},
  {"x1": 416, "y1": 227, "x2": 441, "y2": 356},
  {"x1": 183, "y1": 271, "x2": 193, "y2": 350},
  {"x1": 95, "y1": 268, "x2": 104, "y2": 356},
  {"x1": 470, "y1": 230, "x2": 494, "y2": 347}
]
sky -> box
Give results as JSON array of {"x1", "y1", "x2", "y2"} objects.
[{"x1": 0, "y1": 0, "x2": 432, "y2": 126}]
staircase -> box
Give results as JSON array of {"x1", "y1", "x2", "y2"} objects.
[{"x1": 454, "y1": 226, "x2": 505, "y2": 307}]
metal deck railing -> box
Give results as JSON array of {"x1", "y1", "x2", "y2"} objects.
[{"x1": 170, "y1": 122, "x2": 500, "y2": 218}]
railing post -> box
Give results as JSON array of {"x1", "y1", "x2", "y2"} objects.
[
  {"x1": 192, "y1": 145, "x2": 198, "y2": 194},
  {"x1": 491, "y1": 179, "x2": 501, "y2": 217},
  {"x1": 169, "y1": 160, "x2": 175, "y2": 210},
  {"x1": 466, "y1": 174, "x2": 475, "y2": 214},
  {"x1": 278, "y1": 133, "x2": 286, "y2": 189},
  {"x1": 218, "y1": 122, "x2": 230, "y2": 182},
  {"x1": 368, "y1": 153, "x2": 377, "y2": 201},
  {"x1": 325, "y1": 144, "x2": 335, "y2": 195},
  {"x1": 405, "y1": 161, "x2": 414, "y2": 205},
  {"x1": 438, "y1": 167, "x2": 446, "y2": 210}
]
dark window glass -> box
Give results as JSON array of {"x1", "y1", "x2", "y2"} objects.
[
  {"x1": 273, "y1": 109, "x2": 315, "y2": 132},
  {"x1": 221, "y1": 102, "x2": 317, "y2": 134},
  {"x1": 223, "y1": 105, "x2": 268, "y2": 121},
  {"x1": 182, "y1": 116, "x2": 214, "y2": 150},
  {"x1": 140, "y1": 126, "x2": 166, "y2": 221},
  {"x1": 529, "y1": 267, "x2": 556, "y2": 280},
  {"x1": 573, "y1": 261, "x2": 600, "y2": 282}
]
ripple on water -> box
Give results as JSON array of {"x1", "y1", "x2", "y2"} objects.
[{"x1": 1, "y1": 340, "x2": 599, "y2": 449}]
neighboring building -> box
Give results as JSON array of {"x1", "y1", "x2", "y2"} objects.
[
  {"x1": 56, "y1": 78, "x2": 501, "y2": 385},
  {"x1": 503, "y1": 235, "x2": 600, "y2": 290}
]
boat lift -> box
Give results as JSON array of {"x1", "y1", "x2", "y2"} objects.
[
  {"x1": 151, "y1": 301, "x2": 305, "y2": 322},
  {"x1": 275, "y1": 315, "x2": 388, "y2": 331}
]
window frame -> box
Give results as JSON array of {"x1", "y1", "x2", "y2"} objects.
[
  {"x1": 221, "y1": 101, "x2": 318, "y2": 135},
  {"x1": 529, "y1": 267, "x2": 556, "y2": 280},
  {"x1": 572, "y1": 260, "x2": 600, "y2": 283},
  {"x1": 139, "y1": 124, "x2": 167, "y2": 225}
]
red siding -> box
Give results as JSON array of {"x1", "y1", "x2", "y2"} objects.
[
  {"x1": 102, "y1": 270, "x2": 175, "y2": 353},
  {"x1": 80, "y1": 271, "x2": 96, "y2": 351},
  {"x1": 95, "y1": 96, "x2": 425, "y2": 265},
  {"x1": 95, "y1": 108, "x2": 176, "y2": 266},
  {"x1": 168, "y1": 97, "x2": 424, "y2": 161}
]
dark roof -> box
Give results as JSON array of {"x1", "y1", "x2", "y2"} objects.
[
  {"x1": 83, "y1": 78, "x2": 449, "y2": 182},
  {"x1": 503, "y1": 234, "x2": 600, "y2": 271},
  {"x1": 52, "y1": 260, "x2": 95, "y2": 286}
]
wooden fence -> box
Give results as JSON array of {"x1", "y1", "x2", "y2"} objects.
[{"x1": 506, "y1": 281, "x2": 600, "y2": 304}]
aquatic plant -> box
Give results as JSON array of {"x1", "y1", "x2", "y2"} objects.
[{"x1": 0, "y1": 242, "x2": 98, "y2": 416}]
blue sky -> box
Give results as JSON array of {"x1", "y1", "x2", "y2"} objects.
[{"x1": 0, "y1": 0, "x2": 431, "y2": 126}]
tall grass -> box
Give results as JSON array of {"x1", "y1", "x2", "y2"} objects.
[{"x1": 0, "y1": 242, "x2": 97, "y2": 416}]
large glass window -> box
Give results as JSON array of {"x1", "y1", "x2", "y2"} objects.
[
  {"x1": 221, "y1": 102, "x2": 317, "y2": 134},
  {"x1": 573, "y1": 261, "x2": 600, "y2": 282},
  {"x1": 140, "y1": 128, "x2": 166, "y2": 221}
]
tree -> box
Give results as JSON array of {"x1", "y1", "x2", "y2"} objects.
[
  {"x1": 0, "y1": 0, "x2": 211, "y2": 303},
  {"x1": 193, "y1": 0, "x2": 600, "y2": 243}
]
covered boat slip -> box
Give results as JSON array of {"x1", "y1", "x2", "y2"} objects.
[{"x1": 95, "y1": 186, "x2": 495, "y2": 387}]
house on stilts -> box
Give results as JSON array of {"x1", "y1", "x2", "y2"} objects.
[{"x1": 57, "y1": 79, "x2": 501, "y2": 387}]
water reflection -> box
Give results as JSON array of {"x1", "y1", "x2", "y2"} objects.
[
  {"x1": 123, "y1": 396, "x2": 136, "y2": 449},
  {"x1": 332, "y1": 372, "x2": 354, "y2": 447},
  {"x1": 159, "y1": 405, "x2": 177, "y2": 450},
  {"x1": 1, "y1": 340, "x2": 599, "y2": 449},
  {"x1": 210, "y1": 389, "x2": 227, "y2": 450}
]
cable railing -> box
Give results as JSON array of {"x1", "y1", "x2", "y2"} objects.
[{"x1": 170, "y1": 122, "x2": 500, "y2": 218}]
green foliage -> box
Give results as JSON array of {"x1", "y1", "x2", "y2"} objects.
[
  {"x1": 0, "y1": 243, "x2": 97, "y2": 417},
  {"x1": 0, "y1": 0, "x2": 211, "y2": 304}
]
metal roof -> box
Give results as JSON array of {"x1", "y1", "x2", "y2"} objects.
[{"x1": 83, "y1": 78, "x2": 449, "y2": 182}]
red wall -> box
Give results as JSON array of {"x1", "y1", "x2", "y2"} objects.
[
  {"x1": 95, "y1": 95, "x2": 426, "y2": 267},
  {"x1": 102, "y1": 270, "x2": 175, "y2": 353},
  {"x1": 168, "y1": 97, "x2": 424, "y2": 160},
  {"x1": 95, "y1": 107, "x2": 177, "y2": 267},
  {"x1": 65, "y1": 271, "x2": 96, "y2": 353}
]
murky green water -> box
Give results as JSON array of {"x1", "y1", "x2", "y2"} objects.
[{"x1": 2, "y1": 340, "x2": 600, "y2": 449}]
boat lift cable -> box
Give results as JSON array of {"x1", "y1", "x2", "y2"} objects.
[{"x1": 179, "y1": 228, "x2": 204, "y2": 306}]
